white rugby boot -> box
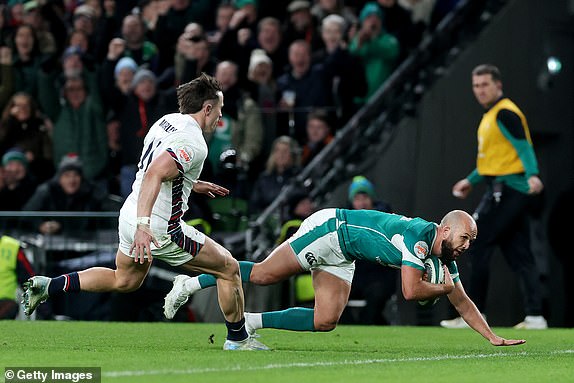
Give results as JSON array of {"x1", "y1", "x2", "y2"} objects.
[
  {"x1": 164, "y1": 275, "x2": 196, "y2": 320},
  {"x1": 513, "y1": 315, "x2": 548, "y2": 329},
  {"x1": 22, "y1": 276, "x2": 51, "y2": 316},
  {"x1": 223, "y1": 336, "x2": 270, "y2": 351}
]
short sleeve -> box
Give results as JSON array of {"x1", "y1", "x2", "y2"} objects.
[{"x1": 400, "y1": 223, "x2": 435, "y2": 271}]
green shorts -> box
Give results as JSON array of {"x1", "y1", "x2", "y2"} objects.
[{"x1": 288, "y1": 209, "x2": 355, "y2": 284}]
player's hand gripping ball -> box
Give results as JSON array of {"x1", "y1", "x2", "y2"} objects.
[{"x1": 418, "y1": 257, "x2": 445, "y2": 306}]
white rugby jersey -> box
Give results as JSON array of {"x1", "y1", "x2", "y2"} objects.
[{"x1": 120, "y1": 113, "x2": 207, "y2": 235}]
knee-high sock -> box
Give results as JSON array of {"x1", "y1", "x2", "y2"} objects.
[
  {"x1": 261, "y1": 307, "x2": 315, "y2": 331},
  {"x1": 197, "y1": 261, "x2": 254, "y2": 288}
]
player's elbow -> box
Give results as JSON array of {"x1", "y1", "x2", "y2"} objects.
[{"x1": 401, "y1": 285, "x2": 418, "y2": 301}]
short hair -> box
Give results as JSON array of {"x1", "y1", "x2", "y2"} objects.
[
  {"x1": 176, "y1": 73, "x2": 222, "y2": 114},
  {"x1": 472, "y1": 64, "x2": 502, "y2": 82},
  {"x1": 307, "y1": 108, "x2": 332, "y2": 127},
  {"x1": 258, "y1": 17, "x2": 281, "y2": 34}
]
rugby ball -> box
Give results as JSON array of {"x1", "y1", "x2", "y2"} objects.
[{"x1": 418, "y1": 256, "x2": 445, "y2": 306}]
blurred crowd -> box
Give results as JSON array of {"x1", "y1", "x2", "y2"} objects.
[{"x1": 0, "y1": 0, "x2": 460, "y2": 231}]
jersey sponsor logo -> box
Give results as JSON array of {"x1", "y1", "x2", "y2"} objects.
[
  {"x1": 176, "y1": 147, "x2": 193, "y2": 163},
  {"x1": 413, "y1": 241, "x2": 428, "y2": 259},
  {"x1": 304, "y1": 252, "x2": 317, "y2": 266}
]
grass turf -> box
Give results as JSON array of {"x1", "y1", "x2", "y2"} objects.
[{"x1": 0, "y1": 321, "x2": 572, "y2": 382}]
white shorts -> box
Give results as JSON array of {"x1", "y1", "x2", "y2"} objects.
[
  {"x1": 287, "y1": 209, "x2": 355, "y2": 284},
  {"x1": 118, "y1": 216, "x2": 206, "y2": 267}
]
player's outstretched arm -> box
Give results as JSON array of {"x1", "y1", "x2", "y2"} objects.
[{"x1": 447, "y1": 281, "x2": 526, "y2": 346}]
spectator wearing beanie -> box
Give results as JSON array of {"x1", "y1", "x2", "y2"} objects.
[
  {"x1": 115, "y1": 57, "x2": 138, "y2": 95},
  {"x1": 0, "y1": 149, "x2": 38, "y2": 211},
  {"x1": 347, "y1": 175, "x2": 392, "y2": 212},
  {"x1": 23, "y1": 154, "x2": 106, "y2": 236}
]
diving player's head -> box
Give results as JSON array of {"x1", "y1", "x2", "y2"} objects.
[{"x1": 438, "y1": 210, "x2": 477, "y2": 264}]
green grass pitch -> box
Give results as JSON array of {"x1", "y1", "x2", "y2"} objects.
[{"x1": 1, "y1": 321, "x2": 572, "y2": 382}]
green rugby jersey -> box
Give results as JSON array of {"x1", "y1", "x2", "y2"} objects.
[{"x1": 335, "y1": 209, "x2": 459, "y2": 283}]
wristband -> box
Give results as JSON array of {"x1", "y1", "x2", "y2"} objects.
[{"x1": 136, "y1": 216, "x2": 151, "y2": 226}]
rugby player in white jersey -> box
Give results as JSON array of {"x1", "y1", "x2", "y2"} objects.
[{"x1": 23, "y1": 73, "x2": 269, "y2": 351}]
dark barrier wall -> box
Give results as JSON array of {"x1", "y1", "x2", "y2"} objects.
[{"x1": 330, "y1": 0, "x2": 574, "y2": 326}]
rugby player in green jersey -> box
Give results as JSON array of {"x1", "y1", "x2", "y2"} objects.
[{"x1": 165, "y1": 208, "x2": 525, "y2": 347}]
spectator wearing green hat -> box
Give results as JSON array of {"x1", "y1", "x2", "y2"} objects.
[{"x1": 0, "y1": 148, "x2": 38, "y2": 211}]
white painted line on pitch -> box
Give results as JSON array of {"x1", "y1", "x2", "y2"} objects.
[{"x1": 103, "y1": 349, "x2": 574, "y2": 378}]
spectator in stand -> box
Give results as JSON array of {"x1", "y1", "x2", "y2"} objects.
[
  {"x1": 100, "y1": 56, "x2": 138, "y2": 115},
  {"x1": 23, "y1": 154, "x2": 107, "y2": 236},
  {"x1": 314, "y1": 14, "x2": 367, "y2": 125},
  {"x1": 246, "y1": 49, "x2": 278, "y2": 170},
  {"x1": 311, "y1": 0, "x2": 358, "y2": 27},
  {"x1": 342, "y1": 175, "x2": 399, "y2": 325},
  {"x1": 300, "y1": 109, "x2": 334, "y2": 167},
  {"x1": 50, "y1": 75, "x2": 108, "y2": 183},
  {"x1": 376, "y1": 0, "x2": 422, "y2": 59},
  {"x1": 206, "y1": 2, "x2": 235, "y2": 50},
  {"x1": 223, "y1": 16, "x2": 287, "y2": 90},
  {"x1": 215, "y1": 0, "x2": 259, "y2": 72},
  {"x1": 6, "y1": 2, "x2": 24, "y2": 29},
  {"x1": 249, "y1": 135, "x2": 300, "y2": 215},
  {"x1": 283, "y1": 1, "x2": 324, "y2": 52},
  {"x1": 172, "y1": 25, "x2": 217, "y2": 86},
  {"x1": 0, "y1": 92, "x2": 53, "y2": 181},
  {"x1": 21, "y1": 0, "x2": 58, "y2": 55},
  {"x1": 153, "y1": 0, "x2": 218, "y2": 73},
  {"x1": 71, "y1": 4, "x2": 99, "y2": 57},
  {"x1": 253, "y1": 17, "x2": 289, "y2": 81},
  {"x1": 9, "y1": 24, "x2": 44, "y2": 100},
  {"x1": 349, "y1": 2, "x2": 400, "y2": 103},
  {"x1": 36, "y1": 45, "x2": 99, "y2": 124},
  {"x1": 0, "y1": 149, "x2": 38, "y2": 211},
  {"x1": 109, "y1": 67, "x2": 176, "y2": 198},
  {"x1": 67, "y1": 29, "x2": 91, "y2": 56},
  {"x1": 0, "y1": 234, "x2": 35, "y2": 319},
  {"x1": 118, "y1": 13, "x2": 160, "y2": 74},
  {"x1": 139, "y1": 0, "x2": 169, "y2": 38},
  {"x1": 276, "y1": 39, "x2": 329, "y2": 144},
  {"x1": 208, "y1": 60, "x2": 263, "y2": 186}
]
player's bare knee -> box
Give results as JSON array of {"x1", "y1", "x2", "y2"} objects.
[
  {"x1": 219, "y1": 252, "x2": 240, "y2": 280},
  {"x1": 115, "y1": 277, "x2": 142, "y2": 293}
]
